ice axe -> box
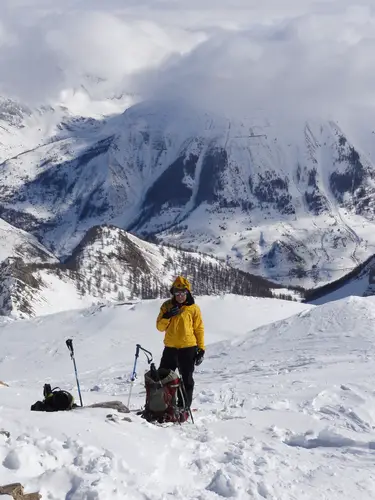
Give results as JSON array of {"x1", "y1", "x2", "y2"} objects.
[{"x1": 66, "y1": 339, "x2": 83, "y2": 407}]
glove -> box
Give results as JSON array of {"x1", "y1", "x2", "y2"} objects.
[
  {"x1": 162, "y1": 305, "x2": 180, "y2": 319},
  {"x1": 195, "y1": 348, "x2": 205, "y2": 366}
]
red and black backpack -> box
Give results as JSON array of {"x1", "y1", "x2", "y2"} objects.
[{"x1": 140, "y1": 367, "x2": 189, "y2": 423}]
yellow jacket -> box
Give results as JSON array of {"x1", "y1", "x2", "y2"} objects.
[{"x1": 156, "y1": 298, "x2": 205, "y2": 350}]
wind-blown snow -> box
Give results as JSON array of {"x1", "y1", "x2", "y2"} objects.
[{"x1": 2, "y1": 294, "x2": 375, "y2": 498}]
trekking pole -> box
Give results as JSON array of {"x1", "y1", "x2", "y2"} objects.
[
  {"x1": 177, "y1": 364, "x2": 195, "y2": 424},
  {"x1": 66, "y1": 339, "x2": 83, "y2": 407},
  {"x1": 127, "y1": 344, "x2": 153, "y2": 409}
]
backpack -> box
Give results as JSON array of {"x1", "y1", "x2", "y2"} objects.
[
  {"x1": 140, "y1": 366, "x2": 189, "y2": 424},
  {"x1": 31, "y1": 384, "x2": 75, "y2": 412}
]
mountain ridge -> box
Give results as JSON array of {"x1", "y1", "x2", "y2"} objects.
[
  {"x1": 1, "y1": 97, "x2": 375, "y2": 289},
  {"x1": 0, "y1": 224, "x2": 293, "y2": 319}
]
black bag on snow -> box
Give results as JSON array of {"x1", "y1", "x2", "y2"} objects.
[
  {"x1": 139, "y1": 367, "x2": 189, "y2": 423},
  {"x1": 31, "y1": 384, "x2": 75, "y2": 412}
]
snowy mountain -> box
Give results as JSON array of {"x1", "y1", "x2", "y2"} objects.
[
  {"x1": 2, "y1": 3, "x2": 375, "y2": 498},
  {"x1": 0, "y1": 97, "x2": 66, "y2": 163},
  {"x1": 1, "y1": 294, "x2": 375, "y2": 498},
  {"x1": 0, "y1": 224, "x2": 286, "y2": 319},
  {"x1": 305, "y1": 253, "x2": 375, "y2": 305},
  {"x1": 1, "y1": 98, "x2": 375, "y2": 290},
  {"x1": 0, "y1": 217, "x2": 56, "y2": 264}
]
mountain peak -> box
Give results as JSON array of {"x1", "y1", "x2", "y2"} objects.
[{"x1": 1, "y1": 99, "x2": 375, "y2": 290}]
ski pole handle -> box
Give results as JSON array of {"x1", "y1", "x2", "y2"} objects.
[
  {"x1": 66, "y1": 339, "x2": 74, "y2": 355},
  {"x1": 138, "y1": 344, "x2": 153, "y2": 364}
]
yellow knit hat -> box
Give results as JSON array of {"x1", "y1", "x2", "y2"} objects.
[{"x1": 171, "y1": 276, "x2": 191, "y2": 292}]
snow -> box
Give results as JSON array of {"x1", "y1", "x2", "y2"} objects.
[
  {"x1": 2, "y1": 294, "x2": 375, "y2": 498},
  {"x1": 2, "y1": 2, "x2": 375, "y2": 491},
  {"x1": 311, "y1": 273, "x2": 370, "y2": 305},
  {"x1": 1, "y1": 58, "x2": 375, "y2": 291},
  {"x1": 0, "y1": 2, "x2": 375, "y2": 294},
  {"x1": 0, "y1": 217, "x2": 57, "y2": 264},
  {"x1": 1, "y1": 74, "x2": 375, "y2": 292},
  {"x1": 30, "y1": 271, "x2": 96, "y2": 317},
  {"x1": 3, "y1": 99, "x2": 372, "y2": 290}
]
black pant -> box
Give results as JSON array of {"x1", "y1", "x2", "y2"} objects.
[{"x1": 159, "y1": 346, "x2": 196, "y2": 408}]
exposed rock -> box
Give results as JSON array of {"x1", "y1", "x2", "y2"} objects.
[
  {"x1": 0, "y1": 483, "x2": 41, "y2": 499},
  {"x1": 86, "y1": 400, "x2": 130, "y2": 413}
]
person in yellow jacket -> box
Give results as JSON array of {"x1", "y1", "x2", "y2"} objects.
[{"x1": 156, "y1": 276, "x2": 205, "y2": 408}]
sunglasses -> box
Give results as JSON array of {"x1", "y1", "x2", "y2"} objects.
[{"x1": 174, "y1": 289, "x2": 187, "y2": 296}]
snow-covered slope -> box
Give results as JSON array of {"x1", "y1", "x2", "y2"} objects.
[
  {"x1": 304, "y1": 254, "x2": 375, "y2": 305},
  {"x1": 1, "y1": 99, "x2": 375, "y2": 289},
  {"x1": 0, "y1": 258, "x2": 95, "y2": 319},
  {"x1": 0, "y1": 97, "x2": 67, "y2": 163},
  {"x1": 0, "y1": 217, "x2": 56, "y2": 264},
  {"x1": 0, "y1": 224, "x2": 284, "y2": 319},
  {"x1": 2, "y1": 295, "x2": 375, "y2": 498},
  {"x1": 0, "y1": 295, "x2": 310, "y2": 386}
]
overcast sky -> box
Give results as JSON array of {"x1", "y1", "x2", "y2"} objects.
[{"x1": 0, "y1": 0, "x2": 374, "y2": 124}]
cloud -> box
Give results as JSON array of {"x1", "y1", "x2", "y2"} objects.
[
  {"x1": 136, "y1": 6, "x2": 375, "y2": 127},
  {"x1": 0, "y1": 0, "x2": 374, "y2": 127},
  {"x1": 47, "y1": 13, "x2": 186, "y2": 82},
  {"x1": 0, "y1": 2, "x2": 205, "y2": 108},
  {"x1": 0, "y1": 19, "x2": 16, "y2": 48}
]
